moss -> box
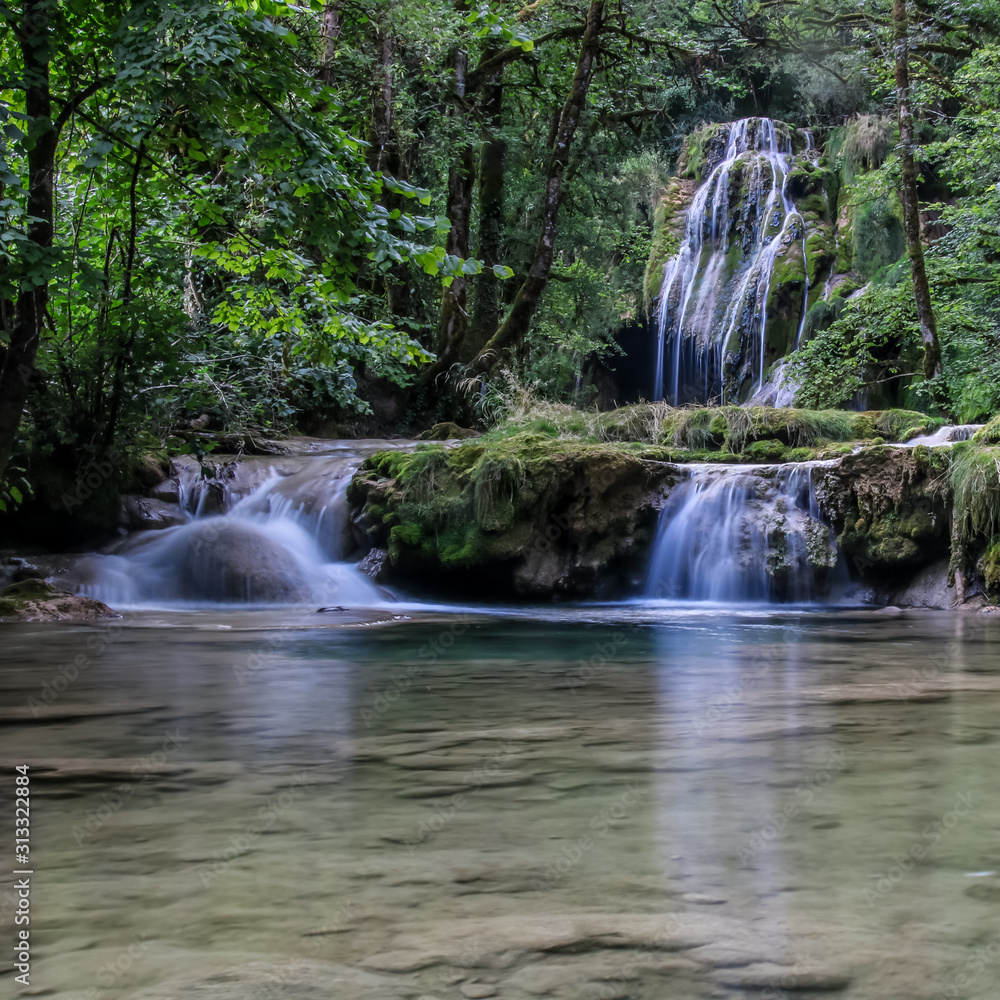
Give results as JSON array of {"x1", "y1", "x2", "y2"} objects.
[
  {"x1": 746, "y1": 438, "x2": 789, "y2": 462},
  {"x1": 973, "y1": 414, "x2": 1000, "y2": 445},
  {"x1": 982, "y1": 536, "x2": 1000, "y2": 596},
  {"x1": 416, "y1": 422, "x2": 479, "y2": 440},
  {"x1": 853, "y1": 195, "x2": 906, "y2": 280},
  {"x1": 676, "y1": 122, "x2": 728, "y2": 181},
  {"x1": 350, "y1": 435, "x2": 676, "y2": 597},
  {"x1": 643, "y1": 179, "x2": 686, "y2": 307}
]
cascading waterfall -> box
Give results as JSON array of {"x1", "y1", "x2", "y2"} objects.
[
  {"x1": 75, "y1": 455, "x2": 384, "y2": 607},
  {"x1": 645, "y1": 461, "x2": 843, "y2": 603},
  {"x1": 654, "y1": 118, "x2": 811, "y2": 404}
]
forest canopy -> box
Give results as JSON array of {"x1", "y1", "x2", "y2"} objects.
[{"x1": 2, "y1": 0, "x2": 1000, "y2": 504}]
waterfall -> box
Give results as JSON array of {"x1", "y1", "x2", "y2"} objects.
[
  {"x1": 75, "y1": 455, "x2": 385, "y2": 607},
  {"x1": 645, "y1": 461, "x2": 843, "y2": 603},
  {"x1": 654, "y1": 118, "x2": 810, "y2": 404}
]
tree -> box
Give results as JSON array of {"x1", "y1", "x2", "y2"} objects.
[
  {"x1": 892, "y1": 0, "x2": 943, "y2": 389},
  {"x1": 0, "y1": 0, "x2": 447, "y2": 485}
]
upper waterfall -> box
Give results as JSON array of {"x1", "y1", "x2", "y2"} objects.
[{"x1": 652, "y1": 118, "x2": 824, "y2": 406}]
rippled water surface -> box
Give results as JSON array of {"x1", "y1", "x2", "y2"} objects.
[{"x1": 3, "y1": 606, "x2": 1000, "y2": 999}]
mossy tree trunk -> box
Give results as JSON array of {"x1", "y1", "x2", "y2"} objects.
[
  {"x1": 466, "y1": 64, "x2": 506, "y2": 361},
  {"x1": 436, "y1": 44, "x2": 477, "y2": 367},
  {"x1": 368, "y1": 21, "x2": 411, "y2": 320},
  {"x1": 467, "y1": 0, "x2": 606, "y2": 377},
  {"x1": 0, "y1": 0, "x2": 56, "y2": 484},
  {"x1": 893, "y1": 0, "x2": 944, "y2": 396}
]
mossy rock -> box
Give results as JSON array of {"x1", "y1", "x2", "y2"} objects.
[
  {"x1": 416, "y1": 422, "x2": 480, "y2": 441},
  {"x1": 973, "y1": 414, "x2": 1000, "y2": 445},
  {"x1": 814, "y1": 446, "x2": 951, "y2": 573},
  {"x1": 0, "y1": 579, "x2": 119, "y2": 621},
  {"x1": 348, "y1": 438, "x2": 680, "y2": 598}
]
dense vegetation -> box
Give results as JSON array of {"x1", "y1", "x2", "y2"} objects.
[{"x1": 2, "y1": 0, "x2": 999, "y2": 518}]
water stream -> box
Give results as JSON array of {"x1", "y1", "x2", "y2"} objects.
[
  {"x1": 654, "y1": 117, "x2": 810, "y2": 404},
  {"x1": 646, "y1": 460, "x2": 844, "y2": 603},
  {"x1": 71, "y1": 449, "x2": 392, "y2": 609}
]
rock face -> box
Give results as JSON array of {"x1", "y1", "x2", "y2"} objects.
[
  {"x1": 348, "y1": 436, "x2": 678, "y2": 598},
  {"x1": 345, "y1": 428, "x2": 995, "y2": 606},
  {"x1": 0, "y1": 579, "x2": 119, "y2": 621},
  {"x1": 814, "y1": 445, "x2": 951, "y2": 572}
]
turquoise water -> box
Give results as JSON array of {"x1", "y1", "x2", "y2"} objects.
[{"x1": 2, "y1": 607, "x2": 1000, "y2": 999}]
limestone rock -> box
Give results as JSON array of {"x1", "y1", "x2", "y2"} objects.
[{"x1": 0, "y1": 579, "x2": 119, "y2": 621}]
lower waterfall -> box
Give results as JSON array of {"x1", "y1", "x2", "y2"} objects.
[
  {"x1": 645, "y1": 461, "x2": 843, "y2": 603},
  {"x1": 75, "y1": 454, "x2": 384, "y2": 607}
]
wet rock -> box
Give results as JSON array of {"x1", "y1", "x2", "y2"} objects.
[
  {"x1": 964, "y1": 879, "x2": 1000, "y2": 902},
  {"x1": 121, "y1": 495, "x2": 186, "y2": 531},
  {"x1": 0, "y1": 556, "x2": 45, "y2": 586},
  {"x1": 146, "y1": 478, "x2": 181, "y2": 503},
  {"x1": 359, "y1": 547, "x2": 389, "y2": 581},
  {"x1": 459, "y1": 984, "x2": 496, "y2": 998},
  {"x1": 713, "y1": 962, "x2": 851, "y2": 991},
  {"x1": 174, "y1": 521, "x2": 309, "y2": 602},
  {"x1": 889, "y1": 559, "x2": 957, "y2": 608},
  {"x1": 815, "y1": 445, "x2": 950, "y2": 572},
  {"x1": 0, "y1": 579, "x2": 118, "y2": 622}
]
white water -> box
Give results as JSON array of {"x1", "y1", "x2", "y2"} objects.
[
  {"x1": 75, "y1": 455, "x2": 385, "y2": 607},
  {"x1": 902, "y1": 424, "x2": 982, "y2": 447},
  {"x1": 654, "y1": 118, "x2": 810, "y2": 404},
  {"x1": 646, "y1": 461, "x2": 843, "y2": 603}
]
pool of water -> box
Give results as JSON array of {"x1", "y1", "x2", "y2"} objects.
[{"x1": 3, "y1": 605, "x2": 1000, "y2": 999}]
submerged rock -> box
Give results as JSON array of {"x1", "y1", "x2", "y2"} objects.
[{"x1": 0, "y1": 579, "x2": 119, "y2": 621}]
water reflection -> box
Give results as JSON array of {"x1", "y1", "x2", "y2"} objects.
[{"x1": 1, "y1": 609, "x2": 999, "y2": 999}]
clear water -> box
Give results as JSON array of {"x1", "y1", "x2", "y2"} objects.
[{"x1": 4, "y1": 606, "x2": 1000, "y2": 1000}]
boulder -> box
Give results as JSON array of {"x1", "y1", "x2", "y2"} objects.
[
  {"x1": 170, "y1": 520, "x2": 310, "y2": 603},
  {"x1": 0, "y1": 579, "x2": 119, "y2": 622},
  {"x1": 348, "y1": 437, "x2": 678, "y2": 598},
  {"x1": 121, "y1": 495, "x2": 186, "y2": 531}
]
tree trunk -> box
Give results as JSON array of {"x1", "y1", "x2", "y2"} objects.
[
  {"x1": 893, "y1": 0, "x2": 944, "y2": 390},
  {"x1": 319, "y1": 4, "x2": 340, "y2": 86},
  {"x1": 0, "y1": 0, "x2": 56, "y2": 483},
  {"x1": 367, "y1": 23, "x2": 410, "y2": 318},
  {"x1": 435, "y1": 47, "x2": 476, "y2": 366},
  {"x1": 467, "y1": 0, "x2": 605, "y2": 376},
  {"x1": 466, "y1": 65, "x2": 506, "y2": 360}
]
